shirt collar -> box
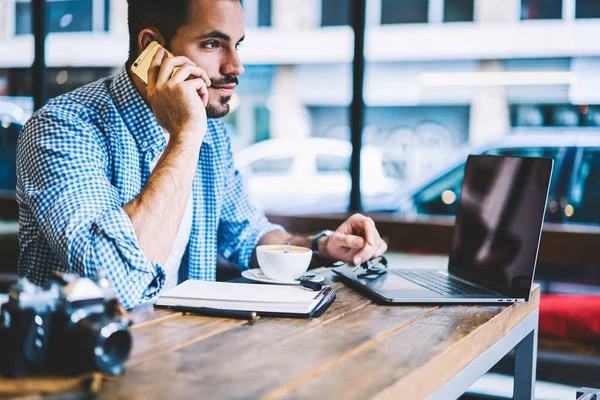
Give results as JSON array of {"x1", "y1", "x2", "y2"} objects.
[
  {"x1": 110, "y1": 65, "x2": 166, "y2": 151},
  {"x1": 110, "y1": 65, "x2": 216, "y2": 149}
]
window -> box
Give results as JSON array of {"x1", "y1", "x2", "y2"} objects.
[
  {"x1": 241, "y1": 0, "x2": 272, "y2": 27},
  {"x1": 316, "y1": 154, "x2": 349, "y2": 174},
  {"x1": 576, "y1": 0, "x2": 600, "y2": 19},
  {"x1": 321, "y1": 0, "x2": 351, "y2": 26},
  {"x1": 249, "y1": 156, "x2": 294, "y2": 175},
  {"x1": 444, "y1": 0, "x2": 475, "y2": 22},
  {"x1": 382, "y1": 159, "x2": 404, "y2": 180},
  {"x1": 583, "y1": 106, "x2": 600, "y2": 126},
  {"x1": 510, "y1": 104, "x2": 600, "y2": 128},
  {"x1": 258, "y1": 0, "x2": 272, "y2": 27},
  {"x1": 521, "y1": 0, "x2": 563, "y2": 20},
  {"x1": 381, "y1": 0, "x2": 428, "y2": 24},
  {"x1": 15, "y1": 0, "x2": 108, "y2": 35},
  {"x1": 567, "y1": 149, "x2": 600, "y2": 225},
  {"x1": 0, "y1": 121, "x2": 21, "y2": 191}
]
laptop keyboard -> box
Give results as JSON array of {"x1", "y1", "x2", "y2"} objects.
[{"x1": 394, "y1": 270, "x2": 495, "y2": 297}]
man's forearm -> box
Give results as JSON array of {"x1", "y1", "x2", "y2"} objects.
[
  {"x1": 252, "y1": 230, "x2": 332, "y2": 269},
  {"x1": 123, "y1": 134, "x2": 201, "y2": 265}
]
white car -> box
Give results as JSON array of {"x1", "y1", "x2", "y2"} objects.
[
  {"x1": 234, "y1": 138, "x2": 401, "y2": 214},
  {"x1": 0, "y1": 97, "x2": 33, "y2": 124}
]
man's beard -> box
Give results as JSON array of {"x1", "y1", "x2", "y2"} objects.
[
  {"x1": 205, "y1": 76, "x2": 238, "y2": 118},
  {"x1": 206, "y1": 95, "x2": 231, "y2": 118}
]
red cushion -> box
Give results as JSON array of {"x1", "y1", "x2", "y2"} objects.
[{"x1": 539, "y1": 295, "x2": 600, "y2": 340}]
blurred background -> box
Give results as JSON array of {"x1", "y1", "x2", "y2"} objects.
[
  {"x1": 1, "y1": 0, "x2": 600, "y2": 220},
  {"x1": 0, "y1": 0, "x2": 599, "y2": 398},
  {"x1": 1, "y1": 0, "x2": 600, "y2": 221}
]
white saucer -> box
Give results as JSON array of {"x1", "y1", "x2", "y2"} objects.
[{"x1": 241, "y1": 269, "x2": 325, "y2": 285}]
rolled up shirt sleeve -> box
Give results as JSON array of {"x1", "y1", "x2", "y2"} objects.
[
  {"x1": 217, "y1": 135, "x2": 284, "y2": 270},
  {"x1": 17, "y1": 110, "x2": 165, "y2": 309}
]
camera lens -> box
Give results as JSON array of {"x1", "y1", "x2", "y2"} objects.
[
  {"x1": 94, "y1": 323, "x2": 132, "y2": 375},
  {"x1": 98, "y1": 329, "x2": 131, "y2": 369},
  {"x1": 64, "y1": 316, "x2": 132, "y2": 376}
]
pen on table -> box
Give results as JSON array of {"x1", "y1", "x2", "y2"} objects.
[
  {"x1": 299, "y1": 279, "x2": 323, "y2": 291},
  {"x1": 168, "y1": 306, "x2": 258, "y2": 321}
]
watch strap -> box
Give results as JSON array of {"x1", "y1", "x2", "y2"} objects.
[{"x1": 312, "y1": 230, "x2": 333, "y2": 256}]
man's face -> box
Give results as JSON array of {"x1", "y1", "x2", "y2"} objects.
[{"x1": 169, "y1": 0, "x2": 245, "y2": 118}]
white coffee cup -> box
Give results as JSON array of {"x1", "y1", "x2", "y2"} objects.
[{"x1": 256, "y1": 244, "x2": 313, "y2": 281}]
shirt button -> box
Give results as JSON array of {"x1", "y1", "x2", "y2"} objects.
[{"x1": 141, "y1": 140, "x2": 149, "y2": 148}]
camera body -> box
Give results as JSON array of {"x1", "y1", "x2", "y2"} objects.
[{"x1": 0, "y1": 272, "x2": 132, "y2": 377}]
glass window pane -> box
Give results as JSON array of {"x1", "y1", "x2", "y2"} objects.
[
  {"x1": 104, "y1": 0, "x2": 110, "y2": 31},
  {"x1": 381, "y1": 0, "x2": 428, "y2": 24},
  {"x1": 567, "y1": 149, "x2": 600, "y2": 225},
  {"x1": 444, "y1": 0, "x2": 475, "y2": 22},
  {"x1": 576, "y1": 0, "x2": 600, "y2": 18},
  {"x1": 583, "y1": 106, "x2": 600, "y2": 126},
  {"x1": 15, "y1": 0, "x2": 96, "y2": 35},
  {"x1": 316, "y1": 154, "x2": 349, "y2": 174},
  {"x1": 321, "y1": 0, "x2": 350, "y2": 26},
  {"x1": 0, "y1": 122, "x2": 21, "y2": 191},
  {"x1": 249, "y1": 156, "x2": 294, "y2": 175},
  {"x1": 258, "y1": 0, "x2": 272, "y2": 27},
  {"x1": 15, "y1": 2, "x2": 32, "y2": 35},
  {"x1": 521, "y1": 0, "x2": 563, "y2": 20}
]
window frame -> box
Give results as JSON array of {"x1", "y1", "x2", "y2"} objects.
[
  {"x1": 243, "y1": 0, "x2": 273, "y2": 28},
  {"x1": 362, "y1": 0, "x2": 477, "y2": 26},
  {"x1": 380, "y1": 0, "x2": 430, "y2": 25},
  {"x1": 520, "y1": 0, "x2": 565, "y2": 21},
  {"x1": 320, "y1": 0, "x2": 352, "y2": 27},
  {"x1": 575, "y1": 0, "x2": 600, "y2": 19},
  {"x1": 14, "y1": 0, "x2": 108, "y2": 36}
]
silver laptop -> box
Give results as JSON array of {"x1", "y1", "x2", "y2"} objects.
[{"x1": 333, "y1": 154, "x2": 553, "y2": 304}]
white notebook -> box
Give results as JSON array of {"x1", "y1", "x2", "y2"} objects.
[{"x1": 155, "y1": 280, "x2": 335, "y2": 315}]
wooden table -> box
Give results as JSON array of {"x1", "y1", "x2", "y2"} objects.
[{"x1": 99, "y1": 268, "x2": 540, "y2": 400}]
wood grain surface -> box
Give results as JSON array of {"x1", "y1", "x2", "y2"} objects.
[{"x1": 96, "y1": 269, "x2": 540, "y2": 400}]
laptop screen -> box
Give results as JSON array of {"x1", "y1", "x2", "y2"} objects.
[{"x1": 448, "y1": 155, "x2": 553, "y2": 298}]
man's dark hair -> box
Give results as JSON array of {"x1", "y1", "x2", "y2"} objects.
[{"x1": 126, "y1": 0, "x2": 192, "y2": 62}]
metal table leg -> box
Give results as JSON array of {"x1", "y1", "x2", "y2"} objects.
[{"x1": 513, "y1": 326, "x2": 538, "y2": 400}]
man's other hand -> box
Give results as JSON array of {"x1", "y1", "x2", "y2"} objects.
[{"x1": 320, "y1": 214, "x2": 388, "y2": 265}]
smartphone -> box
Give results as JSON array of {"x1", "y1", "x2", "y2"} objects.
[{"x1": 131, "y1": 41, "x2": 175, "y2": 85}]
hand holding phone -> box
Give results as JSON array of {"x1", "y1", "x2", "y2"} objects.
[
  {"x1": 131, "y1": 41, "x2": 175, "y2": 85},
  {"x1": 132, "y1": 41, "x2": 211, "y2": 141}
]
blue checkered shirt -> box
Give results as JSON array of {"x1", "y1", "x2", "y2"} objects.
[{"x1": 16, "y1": 66, "x2": 283, "y2": 309}]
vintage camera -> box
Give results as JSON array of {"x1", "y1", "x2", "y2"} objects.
[{"x1": 0, "y1": 272, "x2": 132, "y2": 377}]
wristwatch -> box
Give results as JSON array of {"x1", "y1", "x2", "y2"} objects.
[{"x1": 312, "y1": 230, "x2": 334, "y2": 258}]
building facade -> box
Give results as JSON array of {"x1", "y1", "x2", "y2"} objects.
[{"x1": 1, "y1": 0, "x2": 600, "y2": 184}]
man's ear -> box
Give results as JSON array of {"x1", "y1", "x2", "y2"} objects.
[{"x1": 137, "y1": 28, "x2": 165, "y2": 53}]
